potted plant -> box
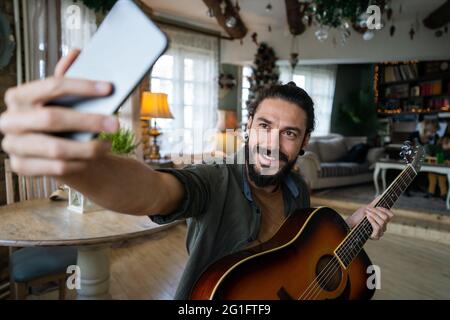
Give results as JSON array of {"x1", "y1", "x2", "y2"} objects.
[
  {"x1": 67, "y1": 128, "x2": 140, "y2": 213},
  {"x1": 98, "y1": 128, "x2": 140, "y2": 157}
]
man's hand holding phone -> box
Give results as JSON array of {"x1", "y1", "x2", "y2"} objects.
[{"x1": 0, "y1": 49, "x2": 120, "y2": 177}]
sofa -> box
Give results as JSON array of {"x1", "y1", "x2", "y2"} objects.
[{"x1": 295, "y1": 134, "x2": 385, "y2": 190}]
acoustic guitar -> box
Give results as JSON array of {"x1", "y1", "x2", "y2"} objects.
[{"x1": 190, "y1": 142, "x2": 425, "y2": 300}]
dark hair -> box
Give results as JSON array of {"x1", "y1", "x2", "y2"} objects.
[{"x1": 248, "y1": 81, "x2": 315, "y2": 134}]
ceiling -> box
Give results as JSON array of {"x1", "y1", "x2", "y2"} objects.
[{"x1": 143, "y1": 0, "x2": 448, "y2": 35}]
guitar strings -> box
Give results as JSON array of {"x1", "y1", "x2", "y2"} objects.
[
  {"x1": 305, "y1": 167, "x2": 414, "y2": 300},
  {"x1": 304, "y1": 167, "x2": 414, "y2": 299},
  {"x1": 299, "y1": 215, "x2": 374, "y2": 299},
  {"x1": 300, "y1": 218, "x2": 373, "y2": 300},
  {"x1": 298, "y1": 166, "x2": 414, "y2": 300}
]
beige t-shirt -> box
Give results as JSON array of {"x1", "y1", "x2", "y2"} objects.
[{"x1": 247, "y1": 184, "x2": 286, "y2": 247}]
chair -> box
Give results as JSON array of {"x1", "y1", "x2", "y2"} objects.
[{"x1": 4, "y1": 159, "x2": 77, "y2": 300}]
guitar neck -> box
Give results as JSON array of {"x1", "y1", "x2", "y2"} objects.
[{"x1": 335, "y1": 165, "x2": 417, "y2": 268}]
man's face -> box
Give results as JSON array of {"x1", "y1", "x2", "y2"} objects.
[{"x1": 246, "y1": 98, "x2": 309, "y2": 187}]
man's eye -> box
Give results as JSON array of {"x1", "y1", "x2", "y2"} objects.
[
  {"x1": 284, "y1": 131, "x2": 296, "y2": 138},
  {"x1": 259, "y1": 123, "x2": 269, "y2": 129}
]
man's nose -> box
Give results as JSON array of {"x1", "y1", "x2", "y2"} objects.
[{"x1": 264, "y1": 129, "x2": 280, "y2": 152}]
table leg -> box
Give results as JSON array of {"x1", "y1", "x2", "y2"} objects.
[
  {"x1": 373, "y1": 165, "x2": 380, "y2": 196},
  {"x1": 446, "y1": 174, "x2": 450, "y2": 210},
  {"x1": 381, "y1": 169, "x2": 387, "y2": 193},
  {"x1": 76, "y1": 245, "x2": 111, "y2": 300}
]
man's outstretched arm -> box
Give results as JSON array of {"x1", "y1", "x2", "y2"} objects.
[{"x1": 0, "y1": 49, "x2": 184, "y2": 216}]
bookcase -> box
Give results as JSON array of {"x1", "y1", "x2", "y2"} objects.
[{"x1": 376, "y1": 60, "x2": 450, "y2": 116}]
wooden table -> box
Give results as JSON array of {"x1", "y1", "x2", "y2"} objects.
[
  {"x1": 0, "y1": 199, "x2": 172, "y2": 299},
  {"x1": 373, "y1": 159, "x2": 450, "y2": 210}
]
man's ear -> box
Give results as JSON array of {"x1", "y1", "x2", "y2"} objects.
[
  {"x1": 246, "y1": 116, "x2": 253, "y2": 131},
  {"x1": 302, "y1": 133, "x2": 310, "y2": 150}
]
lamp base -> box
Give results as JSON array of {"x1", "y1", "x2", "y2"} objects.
[{"x1": 148, "y1": 140, "x2": 161, "y2": 160}]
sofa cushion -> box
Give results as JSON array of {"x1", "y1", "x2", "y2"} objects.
[
  {"x1": 319, "y1": 162, "x2": 370, "y2": 178},
  {"x1": 317, "y1": 138, "x2": 347, "y2": 162},
  {"x1": 337, "y1": 143, "x2": 369, "y2": 163},
  {"x1": 305, "y1": 141, "x2": 320, "y2": 156}
]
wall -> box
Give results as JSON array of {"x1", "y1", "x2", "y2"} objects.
[
  {"x1": 221, "y1": 18, "x2": 450, "y2": 65},
  {"x1": 218, "y1": 63, "x2": 239, "y2": 111},
  {"x1": 330, "y1": 64, "x2": 375, "y2": 136}
]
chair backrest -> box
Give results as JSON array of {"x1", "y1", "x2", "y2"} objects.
[{"x1": 4, "y1": 159, "x2": 60, "y2": 204}]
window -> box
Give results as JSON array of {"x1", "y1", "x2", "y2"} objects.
[
  {"x1": 150, "y1": 27, "x2": 219, "y2": 156},
  {"x1": 280, "y1": 65, "x2": 337, "y2": 136}
]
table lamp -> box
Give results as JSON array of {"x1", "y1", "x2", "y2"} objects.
[{"x1": 141, "y1": 92, "x2": 173, "y2": 160}]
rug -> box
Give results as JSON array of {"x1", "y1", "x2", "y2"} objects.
[{"x1": 312, "y1": 183, "x2": 450, "y2": 216}]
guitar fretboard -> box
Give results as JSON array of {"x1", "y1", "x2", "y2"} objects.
[{"x1": 335, "y1": 165, "x2": 417, "y2": 268}]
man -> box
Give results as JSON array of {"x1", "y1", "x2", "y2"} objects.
[
  {"x1": 409, "y1": 119, "x2": 439, "y2": 147},
  {"x1": 406, "y1": 119, "x2": 439, "y2": 196},
  {"x1": 0, "y1": 50, "x2": 393, "y2": 299}
]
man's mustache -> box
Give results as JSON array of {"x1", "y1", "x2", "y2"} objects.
[{"x1": 253, "y1": 145, "x2": 289, "y2": 163}]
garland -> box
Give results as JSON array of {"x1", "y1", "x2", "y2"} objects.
[
  {"x1": 246, "y1": 42, "x2": 280, "y2": 108},
  {"x1": 310, "y1": 0, "x2": 372, "y2": 28}
]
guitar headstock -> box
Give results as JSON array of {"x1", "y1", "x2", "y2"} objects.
[{"x1": 400, "y1": 140, "x2": 425, "y2": 172}]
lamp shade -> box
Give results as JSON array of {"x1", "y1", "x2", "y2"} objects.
[{"x1": 141, "y1": 92, "x2": 173, "y2": 119}]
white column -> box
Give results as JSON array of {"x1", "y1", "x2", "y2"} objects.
[{"x1": 76, "y1": 245, "x2": 111, "y2": 300}]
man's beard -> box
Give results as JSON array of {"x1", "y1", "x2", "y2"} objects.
[{"x1": 245, "y1": 141, "x2": 297, "y2": 188}]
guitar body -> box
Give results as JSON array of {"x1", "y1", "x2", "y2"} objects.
[{"x1": 190, "y1": 207, "x2": 375, "y2": 300}]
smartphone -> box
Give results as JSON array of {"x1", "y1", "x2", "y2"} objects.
[{"x1": 49, "y1": 0, "x2": 168, "y2": 141}]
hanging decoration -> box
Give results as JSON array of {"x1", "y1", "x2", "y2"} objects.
[
  {"x1": 207, "y1": 7, "x2": 215, "y2": 17},
  {"x1": 246, "y1": 43, "x2": 280, "y2": 108},
  {"x1": 409, "y1": 25, "x2": 415, "y2": 40},
  {"x1": 251, "y1": 32, "x2": 259, "y2": 46},
  {"x1": 390, "y1": 25, "x2": 396, "y2": 36},
  {"x1": 235, "y1": 0, "x2": 240, "y2": 12},
  {"x1": 218, "y1": 73, "x2": 237, "y2": 90},
  {"x1": 289, "y1": 35, "x2": 299, "y2": 71},
  {"x1": 225, "y1": 16, "x2": 237, "y2": 28},
  {"x1": 339, "y1": 21, "x2": 351, "y2": 45},
  {"x1": 283, "y1": 0, "x2": 391, "y2": 44}
]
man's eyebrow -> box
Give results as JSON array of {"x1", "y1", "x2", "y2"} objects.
[
  {"x1": 255, "y1": 116, "x2": 272, "y2": 124},
  {"x1": 284, "y1": 126, "x2": 302, "y2": 134},
  {"x1": 255, "y1": 117, "x2": 303, "y2": 134}
]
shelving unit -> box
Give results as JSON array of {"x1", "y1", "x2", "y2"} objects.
[{"x1": 376, "y1": 60, "x2": 450, "y2": 117}]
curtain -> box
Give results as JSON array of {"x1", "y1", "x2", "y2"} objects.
[
  {"x1": 150, "y1": 26, "x2": 219, "y2": 157},
  {"x1": 21, "y1": 0, "x2": 61, "y2": 81},
  {"x1": 21, "y1": 0, "x2": 97, "y2": 80},
  {"x1": 280, "y1": 64, "x2": 337, "y2": 136},
  {"x1": 60, "y1": 0, "x2": 97, "y2": 54}
]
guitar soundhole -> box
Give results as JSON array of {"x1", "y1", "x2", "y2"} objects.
[{"x1": 315, "y1": 255, "x2": 342, "y2": 292}]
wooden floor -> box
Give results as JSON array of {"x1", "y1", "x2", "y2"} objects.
[{"x1": 31, "y1": 223, "x2": 449, "y2": 300}]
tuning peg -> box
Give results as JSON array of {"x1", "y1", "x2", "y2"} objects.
[
  {"x1": 401, "y1": 141, "x2": 412, "y2": 149},
  {"x1": 401, "y1": 144, "x2": 411, "y2": 151}
]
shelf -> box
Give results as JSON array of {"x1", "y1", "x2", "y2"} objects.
[
  {"x1": 377, "y1": 111, "x2": 450, "y2": 117},
  {"x1": 380, "y1": 93, "x2": 450, "y2": 100},
  {"x1": 380, "y1": 72, "x2": 450, "y2": 87}
]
